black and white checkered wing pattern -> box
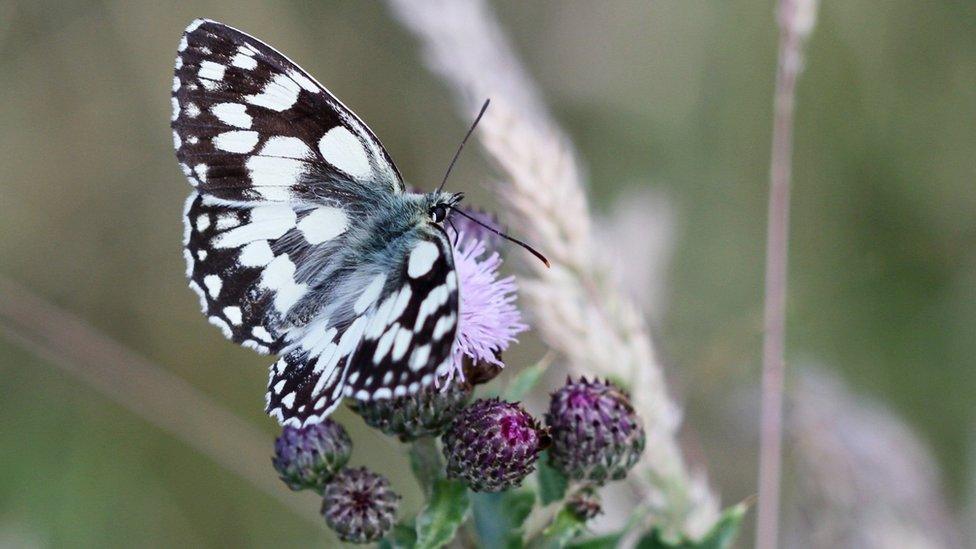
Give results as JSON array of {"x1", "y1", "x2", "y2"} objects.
[
  {"x1": 266, "y1": 230, "x2": 459, "y2": 426},
  {"x1": 173, "y1": 19, "x2": 462, "y2": 428},
  {"x1": 172, "y1": 19, "x2": 404, "y2": 202},
  {"x1": 175, "y1": 19, "x2": 405, "y2": 351}
]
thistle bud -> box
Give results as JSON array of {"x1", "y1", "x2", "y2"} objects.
[
  {"x1": 348, "y1": 380, "x2": 472, "y2": 441},
  {"x1": 321, "y1": 467, "x2": 400, "y2": 544},
  {"x1": 442, "y1": 398, "x2": 546, "y2": 492},
  {"x1": 272, "y1": 420, "x2": 351, "y2": 492},
  {"x1": 546, "y1": 377, "x2": 645, "y2": 484}
]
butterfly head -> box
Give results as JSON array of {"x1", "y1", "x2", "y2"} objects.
[{"x1": 427, "y1": 191, "x2": 465, "y2": 225}]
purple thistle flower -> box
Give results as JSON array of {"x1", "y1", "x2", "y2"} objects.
[
  {"x1": 442, "y1": 398, "x2": 547, "y2": 492},
  {"x1": 449, "y1": 222, "x2": 527, "y2": 376}
]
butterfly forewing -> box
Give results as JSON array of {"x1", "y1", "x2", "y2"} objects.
[
  {"x1": 172, "y1": 19, "x2": 404, "y2": 202},
  {"x1": 173, "y1": 20, "x2": 462, "y2": 427}
]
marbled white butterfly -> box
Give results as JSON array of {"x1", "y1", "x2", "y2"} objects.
[{"x1": 172, "y1": 19, "x2": 476, "y2": 427}]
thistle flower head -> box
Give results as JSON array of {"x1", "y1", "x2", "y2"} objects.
[
  {"x1": 442, "y1": 398, "x2": 546, "y2": 492},
  {"x1": 272, "y1": 420, "x2": 351, "y2": 493},
  {"x1": 348, "y1": 378, "x2": 472, "y2": 441},
  {"x1": 450, "y1": 226, "x2": 526, "y2": 376},
  {"x1": 546, "y1": 377, "x2": 645, "y2": 484},
  {"x1": 321, "y1": 467, "x2": 400, "y2": 544}
]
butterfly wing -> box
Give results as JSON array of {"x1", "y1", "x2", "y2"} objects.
[
  {"x1": 173, "y1": 20, "x2": 461, "y2": 426},
  {"x1": 172, "y1": 18, "x2": 403, "y2": 202},
  {"x1": 175, "y1": 18, "x2": 405, "y2": 351},
  {"x1": 265, "y1": 229, "x2": 459, "y2": 425}
]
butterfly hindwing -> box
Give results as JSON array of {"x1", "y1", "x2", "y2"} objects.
[{"x1": 265, "y1": 229, "x2": 459, "y2": 426}]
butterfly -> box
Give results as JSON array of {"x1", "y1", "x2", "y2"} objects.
[{"x1": 172, "y1": 19, "x2": 469, "y2": 427}]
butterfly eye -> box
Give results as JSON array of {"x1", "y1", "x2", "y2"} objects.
[{"x1": 430, "y1": 204, "x2": 448, "y2": 223}]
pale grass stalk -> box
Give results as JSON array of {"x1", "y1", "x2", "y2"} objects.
[
  {"x1": 756, "y1": 1, "x2": 819, "y2": 548},
  {"x1": 0, "y1": 276, "x2": 323, "y2": 526},
  {"x1": 387, "y1": 0, "x2": 718, "y2": 538}
]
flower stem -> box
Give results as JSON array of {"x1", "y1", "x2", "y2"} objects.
[
  {"x1": 756, "y1": 1, "x2": 818, "y2": 548},
  {"x1": 410, "y1": 436, "x2": 444, "y2": 498}
]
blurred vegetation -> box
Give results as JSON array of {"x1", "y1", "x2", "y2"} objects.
[{"x1": 1, "y1": 0, "x2": 973, "y2": 546}]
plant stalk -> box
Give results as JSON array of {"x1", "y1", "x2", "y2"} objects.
[{"x1": 756, "y1": 1, "x2": 818, "y2": 548}]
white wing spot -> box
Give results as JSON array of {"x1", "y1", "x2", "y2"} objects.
[
  {"x1": 318, "y1": 127, "x2": 372, "y2": 179},
  {"x1": 253, "y1": 326, "x2": 274, "y2": 343},
  {"x1": 373, "y1": 388, "x2": 392, "y2": 399},
  {"x1": 198, "y1": 60, "x2": 226, "y2": 82},
  {"x1": 231, "y1": 52, "x2": 258, "y2": 70},
  {"x1": 203, "y1": 275, "x2": 222, "y2": 298},
  {"x1": 245, "y1": 73, "x2": 300, "y2": 112},
  {"x1": 297, "y1": 206, "x2": 348, "y2": 244},
  {"x1": 391, "y1": 286, "x2": 412, "y2": 320},
  {"x1": 392, "y1": 327, "x2": 412, "y2": 361},
  {"x1": 408, "y1": 241, "x2": 440, "y2": 278},
  {"x1": 214, "y1": 204, "x2": 296, "y2": 249},
  {"x1": 288, "y1": 69, "x2": 319, "y2": 93},
  {"x1": 172, "y1": 130, "x2": 181, "y2": 150},
  {"x1": 195, "y1": 214, "x2": 210, "y2": 231},
  {"x1": 409, "y1": 344, "x2": 431, "y2": 372},
  {"x1": 258, "y1": 136, "x2": 313, "y2": 159},
  {"x1": 213, "y1": 130, "x2": 259, "y2": 154},
  {"x1": 223, "y1": 306, "x2": 243, "y2": 325},
  {"x1": 281, "y1": 392, "x2": 296, "y2": 409},
  {"x1": 261, "y1": 254, "x2": 307, "y2": 314},
  {"x1": 354, "y1": 274, "x2": 386, "y2": 314},
  {"x1": 193, "y1": 163, "x2": 208, "y2": 183},
  {"x1": 246, "y1": 156, "x2": 306, "y2": 190},
  {"x1": 433, "y1": 313, "x2": 456, "y2": 340},
  {"x1": 209, "y1": 316, "x2": 232, "y2": 338},
  {"x1": 237, "y1": 240, "x2": 275, "y2": 267},
  {"x1": 373, "y1": 323, "x2": 399, "y2": 363},
  {"x1": 211, "y1": 103, "x2": 252, "y2": 129},
  {"x1": 215, "y1": 213, "x2": 240, "y2": 230}
]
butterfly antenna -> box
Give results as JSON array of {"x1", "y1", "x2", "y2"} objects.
[
  {"x1": 436, "y1": 99, "x2": 491, "y2": 194},
  {"x1": 452, "y1": 208, "x2": 550, "y2": 268}
]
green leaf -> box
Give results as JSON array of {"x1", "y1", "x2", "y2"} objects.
[
  {"x1": 471, "y1": 490, "x2": 535, "y2": 549},
  {"x1": 504, "y1": 355, "x2": 552, "y2": 401},
  {"x1": 414, "y1": 478, "x2": 471, "y2": 549},
  {"x1": 536, "y1": 508, "x2": 587, "y2": 548},
  {"x1": 536, "y1": 452, "x2": 568, "y2": 505},
  {"x1": 636, "y1": 502, "x2": 748, "y2": 549},
  {"x1": 380, "y1": 523, "x2": 418, "y2": 549}
]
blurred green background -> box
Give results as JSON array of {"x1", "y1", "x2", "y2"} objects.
[{"x1": 1, "y1": 1, "x2": 973, "y2": 546}]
